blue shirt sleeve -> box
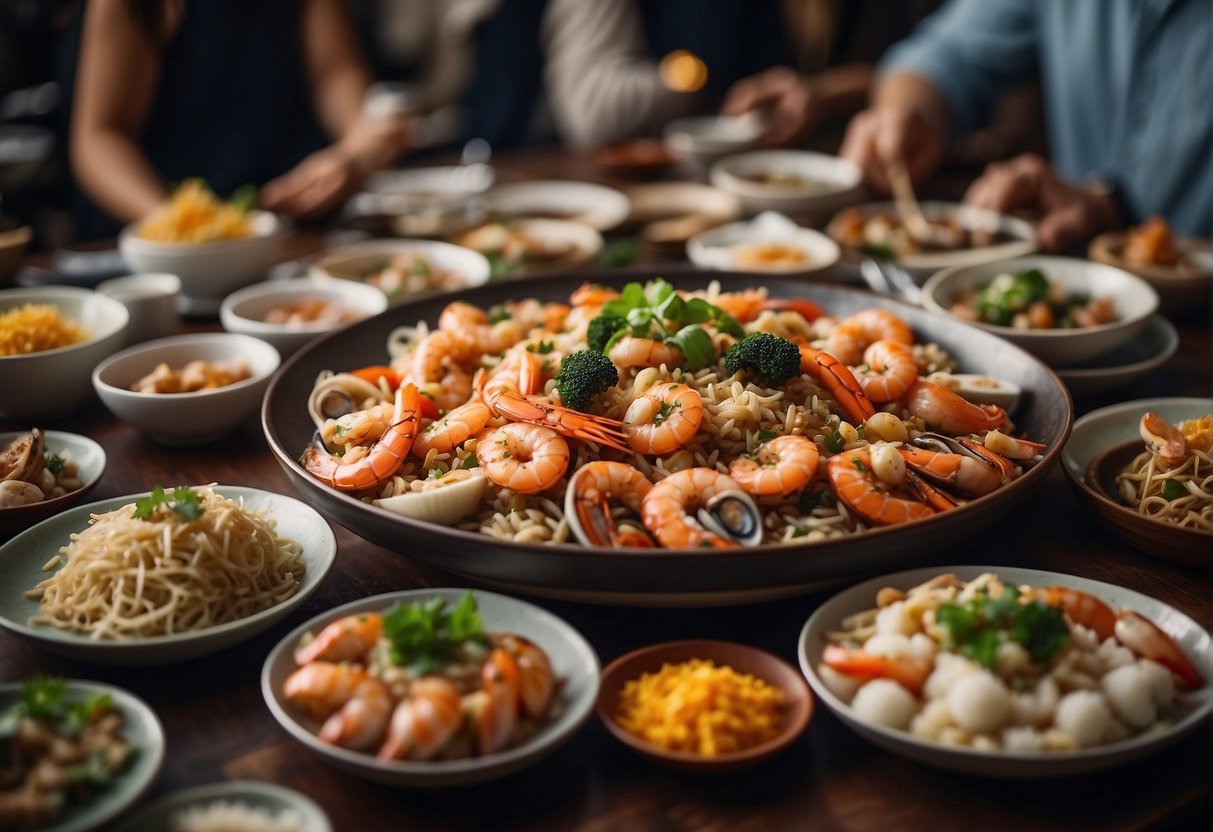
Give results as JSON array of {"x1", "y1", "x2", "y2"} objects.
[{"x1": 880, "y1": 0, "x2": 1041, "y2": 135}]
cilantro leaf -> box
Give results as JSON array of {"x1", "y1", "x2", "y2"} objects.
[
  {"x1": 133, "y1": 486, "x2": 204, "y2": 522},
  {"x1": 382, "y1": 592, "x2": 487, "y2": 675},
  {"x1": 46, "y1": 453, "x2": 65, "y2": 476},
  {"x1": 22, "y1": 675, "x2": 66, "y2": 719}
]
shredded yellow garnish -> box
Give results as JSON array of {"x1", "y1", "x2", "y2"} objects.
[
  {"x1": 0, "y1": 304, "x2": 89, "y2": 356},
  {"x1": 138, "y1": 179, "x2": 252, "y2": 243},
  {"x1": 615, "y1": 658, "x2": 785, "y2": 756}
]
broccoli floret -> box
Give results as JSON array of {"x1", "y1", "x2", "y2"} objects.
[
  {"x1": 554, "y1": 350, "x2": 619, "y2": 411},
  {"x1": 724, "y1": 332, "x2": 801, "y2": 386},
  {"x1": 586, "y1": 313, "x2": 626, "y2": 353}
]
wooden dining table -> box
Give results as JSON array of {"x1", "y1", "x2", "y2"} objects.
[{"x1": 2, "y1": 148, "x2": 1210, "y2": 831}]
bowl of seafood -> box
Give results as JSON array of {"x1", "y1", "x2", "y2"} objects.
[
  {"x1": 597, "y1": 639, "x2": 812, "y2": 772},
  {"x1": 309, "y1": 239, "x2": 491, "y2": 306},
  {"x1": 1089, "y1": 218, "x2": 1212, "y2": 316},
  {"x1": 93, "y1": 332, "x2": 281, "y2": 445},
  {"x1": 0, "y1": 429, "x2": 105, "y2": 538},
  {"x1": 263, "y1": 270, "x2": 1071, "y2": 606},
  {"x1": 261, "y1": 588, "x2": 600, "y2": 787},
  {"x1": 799, "y1": 566, "x2": 1212, "y2": 777},
  {"x1": 923, "y1": 256, "x2": 1159, "y2": 367},
  {"x1": 0, "y1": 285, "x2": 129, "y2": 419},
  {"x1": 220, "y1": 277, "x2": 388, "y2": 357},
  {"x1": 710, "y1": 150, "x2": 863, "y2": 217},
  {"x1": 826, "y1": 202, "x2": 1036, "y2": 279},
  {"x1": 1062, "y1": 397, "x2": 1211, "y2": 567},
  {"x1": 451, "y1": 219, "x2": 603, "y2": 276}
]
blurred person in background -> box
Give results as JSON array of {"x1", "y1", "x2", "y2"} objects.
[
  {"x1": 68, "y1": 0, "x2": 411, "y2": 239},
  {"x1": 839, "y1": 0, "x2": 1212, "y2": 249}
]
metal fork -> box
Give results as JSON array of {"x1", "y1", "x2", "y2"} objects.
[{"x1": 860, "y1": 257, "x2": 922, "y2": 305}]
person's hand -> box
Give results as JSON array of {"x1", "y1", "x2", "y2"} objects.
[
  {"x1": 721, "y1": 67, "x2": 816, "y2": 147},
  {"x1": 965, "y1": 154, "x2": 1120, "y2": 252},
  {"x1": 260, "y1": 146, "x2": 360, "y2": 219},
  {"x1": 840, "y1": 105, "x2": 944, "y2": 193}
]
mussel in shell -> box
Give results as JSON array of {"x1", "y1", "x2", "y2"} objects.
[{"x1": 697, "y1": 489, "x2": 763, "y2": 547}]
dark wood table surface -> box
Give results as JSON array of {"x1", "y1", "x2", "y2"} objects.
[{"x1": 3, "y1": 149, "x2": 1211, "y2": 831}]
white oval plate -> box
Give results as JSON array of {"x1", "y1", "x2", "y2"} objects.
[
  {"x1": 798, "y1": 565, "x2": 1213, "y2": 777},
  {"x1": 484, "y1": 180, "x2": 631, "y2": 232},
  {"x1": 115, "y1": 780, "x2": 332, "y2": 832},
  {"x1": 0, "y1": 679, "x2": 165, "y2": 832},
  {"x1": 262, "y1": 587, "x2": 600, "y2": 788},
  {"x1": 0, "y1": 485, "x2": 336, "y2": 664}
]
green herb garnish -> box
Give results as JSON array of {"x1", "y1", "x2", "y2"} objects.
[
  {"x1": 1161, "y1": 479, "x2": 1186, "y2": 501},
  {"x1": 461, "y1": 453, "x2": 479, "y2": 469},
  {"x1": 381, "y1": 592, "x2": 487, "y2": 675},
  {"x1": 231, "y1": 183, "x2": 258, "y2": 214},
  {"x1": 133, "y1": 486, "x2": 204, "y2": 522},
  {"x1": 824, "y1": 430, "x2": 845, "y2": 453},
  {"x1": 936, "y1": 586, "x2": 1070, "y2": 670},
  {"x1": 45, "y1": 453, "x2": 65, "y2": 476},
  {"x1": 527, "y1": 340, "x2": 556, "y2": 354},
  {"x1": 757, "y1": 428, "x2": 778, "y2": 442},
  {"x1": 654, "y1": 401, "x2": 679, "y2": 426}
]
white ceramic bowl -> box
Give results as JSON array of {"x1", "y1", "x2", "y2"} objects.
[
  {"x1": 452, "y1": 218, "x2": 603, "y2": 275},
  {"x1": 0, "y1": 485, "x2": 337, "y2": 664},
  {"x1": 827, "y1": 202, "x2": 1038, "y2": 279},
  {"x1": 119, "y1": 210, "x2": 283, "y2": 300},
  {"x1": 710, "y1": 150, "x2": 863, "y2": 216},
  {"x1": 358, "y1": 164, "x2": 495, "y2": 237},
  {"x1": 309, "y1": 239, "x2": 491, "y2": 306},
  {"x1": 0, "y1": 430, "x2": 106, "y2": 538},
  {"x1": 1056, "y1": 315, "x2": 1178, "y2": 397},
  {"x1": 799, "y1": 565, "x2": 1213, "y2": 778},
  {"x1": 115, "y1": 781, "x2": 332, "y2": 832},
  {"x1": 92, "y1": 333, "x2": 280, "y2": 444},
  {"x1": 220, "y1": 277, "x2": 388, "y2": 356},
  {"x1": 0, "y1": 286, "x2": 129, "y2": 419},
  {"x1": 664, "y1": 114, "x2": 765, "y2": 176},
  {"x1": 95, "y1": 273, "x2": 182, "y2": 345},
  {"x1": 687, "y1": 215, "x2": 840, "y2": 275},
  {"x1": 923, "y1": 256, "x2": 1160, "y2": 366},
  {"x1": 262, "y1": 588, "x2": 600, "y2": 787},
  {"x1": 483, "y1": 180, "x2": 631, "y2": 232}
]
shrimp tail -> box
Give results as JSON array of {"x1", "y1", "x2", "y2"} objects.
[
  {"x1": 493, "y1": 390, "x2": 631, "y2": 452},
  {"x1": 799, "y1": 345, "x2": 876, "y2": 425}
]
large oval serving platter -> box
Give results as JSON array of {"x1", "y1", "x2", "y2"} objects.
[{"x1": 263, "y1": 271, "x2": 1072, "y2": 606}]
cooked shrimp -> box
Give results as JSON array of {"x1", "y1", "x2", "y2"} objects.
[
  {"x1": 715, "y1": 289, "x2": 824, "y2": 324},
  {"x1": 412, "y1": 401, "x2": 492, "y2": 458},
  {"x1": 1140, "y1": 412, "x2": 1187, "y2": 468},
  {"x1": 904, "y1": 380, "x2": 1007, "y2": 436},
  {"x1": 570, "y1": 282, "x2": 620, "y2": 307},
  {"x1": 438, "y1": 301, "x2": 529, "y2": 356},
  {"x1": 294, "y1": 613, "x2": 382, "y2": 665},
  {"x1": 609, "y1": 336, "x2": 683, "y2": 369},
  {"x1": 493, "y1": 633, "x2": 555, "y2": 717},
  {"x1": 401, "y1": 331, "x2": 474, "y2": 411},
  {"x1": 640, "y1": 467, "x2": 746, "y2": 549},
  {"x1": 799, "y1": 345, "x2": 876, "y2": 425},
  {"x1": 283, "y1": 662, "x2": 392, "y2": 751},
  {"x1": 729, "y1": 435, "x2": 820, "y2": 497},
  {"x1": 828, "y1": 449, "x2": 937, "y2": 526},
  {"x1": 856, "y1": 340, "x2": 918, "y2": 404},
  {"x1": 303, "y1": 383, "x2": 421, "y2": 492},
  {"x1": 478, "y1": 422, "x2": 570, "y2": 494},
  {"x1": 491, "y1": 389, "x2": 631, "y2": 452},
  {"x1": 822, "y1": 644, "x2": 932, "y2": 695},
  {"x1": 321, "y1": 402, "x2": 394, "y2": 447},
  {"x1": 897, "y1": 446, "x2": 1003, "y2": 497},
  {"x1": 568, "y1": 461, "x2": 654, "y2": 546},
  {"x1": 476, "y1": 648, "x2": 521, "y2": 755},
  {"x1": 828, "y1": 309, "x2": 914, "y2": 365},
  {"x1": 624, "y1": 382, "x2": 703, "y2": 455},
  {"x1": 377, "y1": 676, "x2": 463, "y2": 761}
]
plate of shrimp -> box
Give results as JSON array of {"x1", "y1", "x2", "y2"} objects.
[
  {"x1": 263, "y1": 271, "x2": 1072, "y2": 606},
  {"x1": 798, "y1": 566, "x2": 1212, "y2": 777},
  {"x1": 260, "y1": 588, "x2": 600, "y2": 787}
]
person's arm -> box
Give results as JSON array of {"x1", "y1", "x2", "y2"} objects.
[
  {"x1": 69, "y1": 0, "x2": 171, "y2": 223},
  {"x1": 541, "y1": 0, "x2": 700, "y2": 150},
  {"x1": 261, "y1": 0, "x2": 411, "y2": 218},
  {"x1": 840, "y1": 0, "x2": 1039, "y2": 191},
  {"x1": 721, "y1": 63, "x2": 873, "y2": 148}
]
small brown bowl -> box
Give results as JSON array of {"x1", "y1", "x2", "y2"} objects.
[
  {"x1": 1089, "y1": 231, "x2": 1211, "y2": 317},
  {"x1": 1061, "y1": 397, "x2": 1211, "y2": 568},
  {"x1": 596, "y1": 639, "x2": 812, "y2": 772},
  {"x1": 0, "y1": 430, "x2": 106, "y2": 540}
]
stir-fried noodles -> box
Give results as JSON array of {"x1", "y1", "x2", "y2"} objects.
[{"x1": 1116, "y1": 413, "x2": 1212, "y2": 532}]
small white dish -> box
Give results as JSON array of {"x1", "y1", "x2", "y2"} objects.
[
  {"x1": 687, "y1": 211, "x2": 840, "y2": 274},
  {"x1": 115, "y1": 780, "x2": 332, "y2": 832},
  {"x1": 96, "y1": 272, "x2": 182, "y2": 345},
  {"x1": 923, "y1": 255, "x2": 1160, "y2": 366},
  {"x1": 92, "y1": 332, "x2": 280, "y2": 444},
  {"x1": 799, "y1": 565, "x2": 1213, "y2": 778},
  {"x1": 452, "y1": 218, "x2": 603, "y2": 274},
  {"x1": 1055, "y1": 315, "x2": 1179, "y2": 397},
  {"x1": 357, "y1": 164, "x2": 495, "y2": 237},
  {"x1": 119, "y1": 210, "x2": 283, "y2": 300},
  {"x1": 483, "y1": 180, "x2": 631, "y2": 232},
  {"x1": 710, "y1": 150, "x2": 863, "y2": 216},
  {"x1": 0, "y1": 430, "x2": 106, "y2": 538},
  {"x1": 309, "y1": 238, "x2": 491, "y2": 306},
  {"x1": 220, "y1": 277, "x2": 387, "y2": 356},
  {"x1": 0, "y1": 285, "x2": 129, "y2": 419},
  {"x1": 262, "y1": 587, "x2": 600, "y2": 788},
  {"x1": 664, "y1": 114, "x2": 765, "y2": 176},
  {"x1": 0, "y1": 485, "x2": 337, "y2": 665},
  {"x1": 0, "y1": 679, "x2": 164, "y2": 832}
]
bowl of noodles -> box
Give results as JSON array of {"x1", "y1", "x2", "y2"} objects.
[
  {"x1": 0, "y1": 285, "x2": 129, "y2": 419},
  {"x1": 0, "y1": 485, "x2": 336, "y2": 664},
  {"x1": 262, "y1": 271, "x2": 1071, "y2": 606},
  {"x1": 119, "y1": 181, "x2": 283, "y2": 301},
  {"x1": 1062, "y1": 397, "x2": 1212, "y2": 567}
]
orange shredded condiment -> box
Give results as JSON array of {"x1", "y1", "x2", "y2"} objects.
[
  {"x1": 0, "y1": 304, "x2": 90, "y2": 356},
  {"x1": 615, "y1": 658, "x2": 785, "y2": 756}
]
